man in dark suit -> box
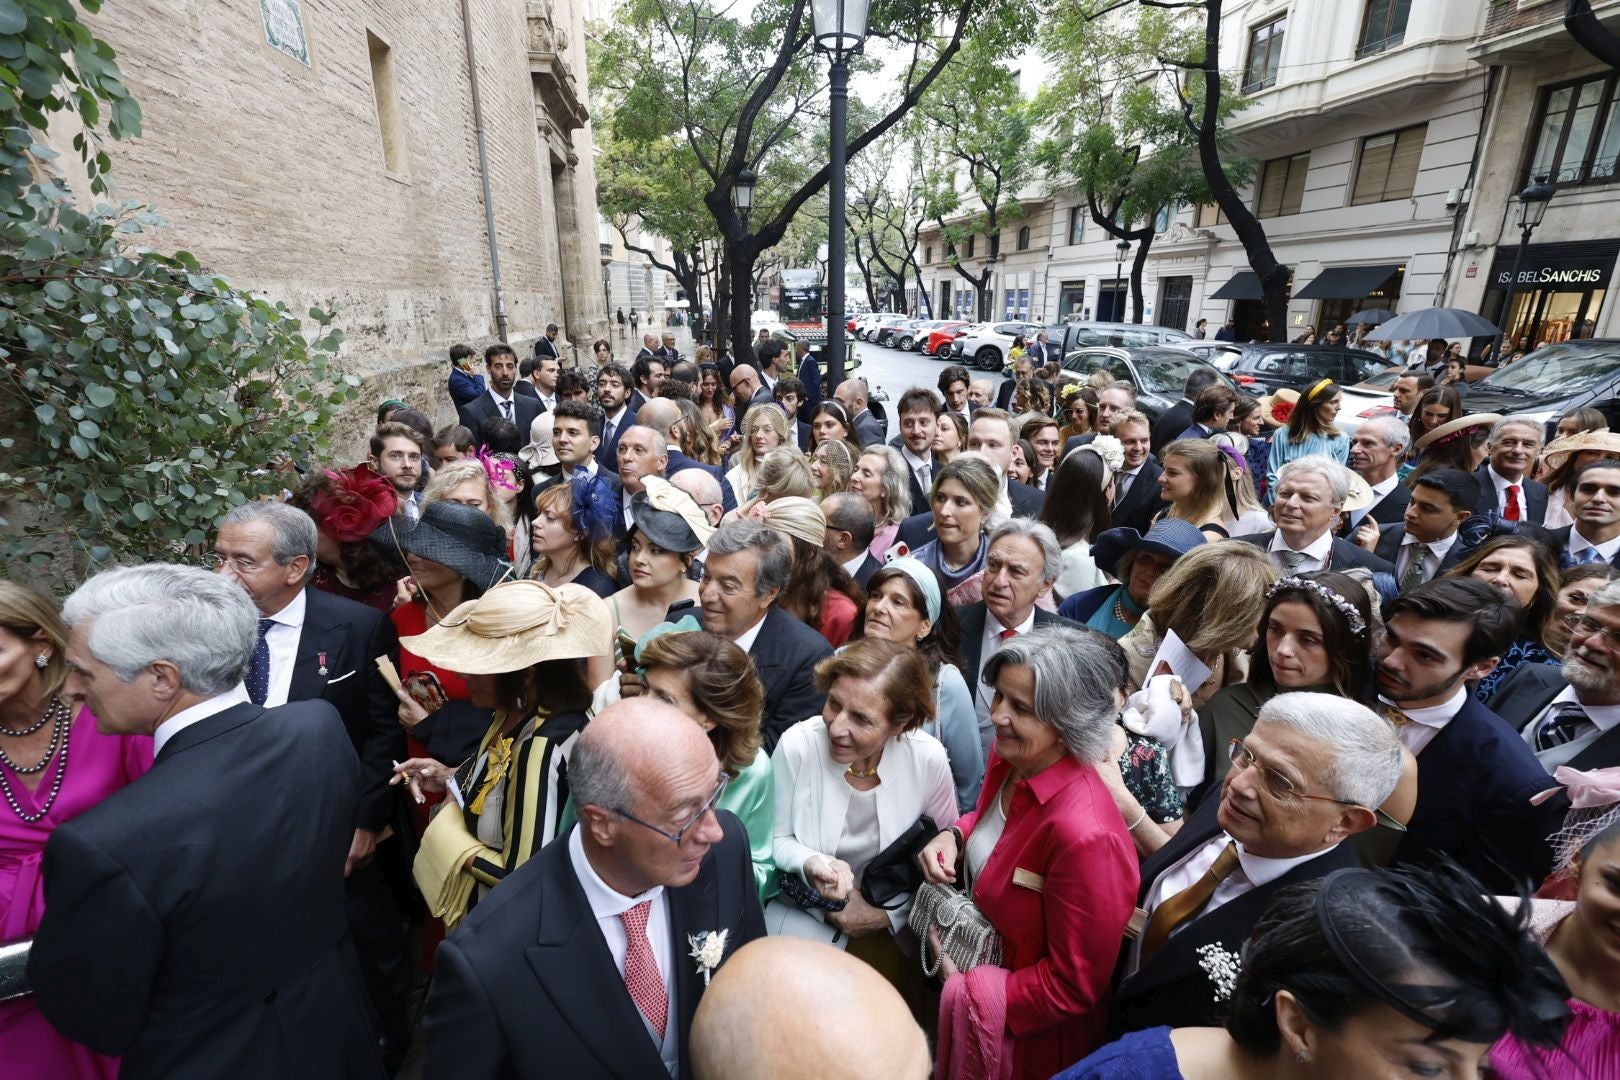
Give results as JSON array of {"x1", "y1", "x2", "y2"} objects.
[
  {"x1": 1108, "y1": 410, "x2": 1166, "y2": 535},
  {"x1": 772, "y1": 376, "x2": 815, "y2": 451},
  {"x1": 1548, "y1": 460, "x2": 1620, "y2": 568},
  {"x1": 458, "y1": 343, "x2": 543, "y2": 443},
  {"x1": 34, "y1": 564, "x2": 383, "y2": 1079},
  {"x1": 523, "y1": 350, "x2": 561, "y2": 414},
  {"x1": 546, "y1": 399, "x2": 623, "y2": 498},
  {"x1": 835, "y1": 378, "x2": 886, "y2": 449},
  {"x1": 1113, "y1": 693, "x2": 1397, "y2": 1033},
  {"x1": 629, "y1": 348, "x2": 666, "y2": 414},
  {"x1": 892, "y1": 387, "x2": 943, "y2": 513},
  {"x1": 423, "y1": 698, "x2": 766, "y2": 1078},
  {"x1": 992, "y1": 354, "x2": 1033, "y2": 412},
  {"x1": 446, "y1": 342, "x2": 485, "y2": 410},
  {"x1": 1490, "y1": 577, "x2": 1620, "y2": 770},
  {"x1": 699, "y1": 521, "x2": 832, "y2": 750},
  {"x1": 594, "y1": 362, "x2": 639, "y2": 474},
  {"x1": 1342, "y1": 415, "x2": 1412, "y2": 535},
  {"x1": 937, "y1": 364, "x2": 973, "y2": 426},
  {"x1": 1150, "y1": 368, "x2": 1220, "y2": 454},
  {"x1": 822, "y1": 492, "x2": 883, "y2": 586},
  {"x1": 1374, "y1": 578, "x2": 1565, "y2": 892},
  {"x1": 1024, "y1": 330, "x2": 1058, "y2": 366},
  {"x1": 794, "y1": 340, "x2": 824, "y2": 422},
  {"x1": 1237, "y1": 458, "x2": 1394, "y2": 574},
  {"x1": 1474, "y1": 418, "x2": 1548, "y2": 524},
  {"x1": 1359, "y1": 468, "x2": 1476, "y2": 590},
  {"x1": 533, "y1": 322, "x2": 562, "y2": 359},
  {"x1": 212, "y1": 502, "x2": 411, "y2": 1066}
]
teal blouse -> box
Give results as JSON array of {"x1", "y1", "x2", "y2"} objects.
[{"x1": 1265, "y1": 428, "x2": 1350, "y2": 499}]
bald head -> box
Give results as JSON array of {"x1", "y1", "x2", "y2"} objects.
[
  {"x1": 834, "y1": 378, "x2": 869, "y2": 412},
  {"x1": 691, "y1": 937, "x2": 928, "y2": 1080},
  {"x1": 730, "y1": 364, "x2": 759, "y2": 398},
  {"x1": 636, "y1": 397, "x2": 680, "y2": 436},
  {"x1": 672, "y1": 468, "x2": 724, "y2": 526}
]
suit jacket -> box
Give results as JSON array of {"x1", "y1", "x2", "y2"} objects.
[
  {"x1": 1150, "y1": 401, "x2": 1194, "y2": 455},
  {"x1": 1547, "y1": 525, "x2": 1620, "y2": 567},
  {"x1": 1394, "y1": 695, "x2": 1566, "y2": 893},
  {"x1": 1372, "y1": 524, "x2": 1466, "y2": 583},
  {"x1": 1009, "y1": 479, "x2": 1044, "y2": 519},
  {"x1": 459, "y1": 390, "x2": 543, "y2": 445},
  {"x1": 851, "y1": 551, "x2": 883, "y2": 588},
  {"x1": 1110, "y1": 459, "x2": 1166, "y2": 536},
  {"x1": 534, "y1": 336, "x2": 560, "y2": 359},
  {"x1": 750, "y1": 606, "x2": 834, "y2": 752},
  {"x1": 958, "y1": 603, "x2": 1078, "y2": 704},
  {"x1": 1474, "y1": 464, "x2": 1549, "y2": 524},
  {"x1": 295, "y1": 587, "x2": 406, "y2": 831},
  {"x1": 1487, "y1": 663, "x2": 1620, "y2": 771},
  {"x1": 595, "y1": 404, "x2": 639, "y2": 474},
  {"x1": 1341, "y1": 479, "x2": 1410, "y2": 535},
  {"x1": 1112, "y1": 796, "x2": 1357, "y2": 1034},
  {"x1": 448, "y1": 368, "x2": 485, "y2": 409},
  {"x1": 852, "y1": 409, "x2": 885, "y2": 449},
  {"x1": 628, "y1": 389, "x2": 650, "y2": 415},
  {"x1": 795, "y1": 354, "x2": 824, "y2": 422},
  {"x1": 902, "y1": 450, "x2": 937, "y2": 515},
  {"x1": 666, "y1": 449, "x2": 737, "y2": 514},
  {"x1": 1234, "y1": 530, "x2": 1395, "y2": 575},
  {"x1": 423, "y1": 814, "x2": 766, "y2": 1080},
  {"x1": 29, "y1": 702, "x2": 382, "y2": 1079}
]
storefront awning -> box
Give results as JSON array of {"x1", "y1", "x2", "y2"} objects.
[
  {"x1": 1209, "y1": 271, "x2": 1263, "y2": 300},
  {"x1": 1294, "y1": 264, "x2": 1401, "y2": 300}
]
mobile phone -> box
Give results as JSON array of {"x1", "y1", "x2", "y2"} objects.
[
  {"x1": 616, "y1": 629, "x2": 640, "y2": 669},
  {"x1": 404, "y1": 670, "x2": 448, "y2": 713}
]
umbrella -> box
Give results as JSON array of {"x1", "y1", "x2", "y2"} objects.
[
  {"x1": 1346, "y1": 308, "x2": 1396, "y2": 326},
  {"x1": 1361, "y1": 306, "x2": 1501, "y2": 341}
]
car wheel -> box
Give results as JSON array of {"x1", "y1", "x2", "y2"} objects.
[
  {"x1": 898, "y1": 335, "x2": 914, "y2": 350},
  {"x1": 920, "y1": 341, "x2": 935, "y2": 356},
  {"x1": 974, "y1": 346, "x2": 1002, "y2": 372}
]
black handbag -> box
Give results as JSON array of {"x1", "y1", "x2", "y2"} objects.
[{"x1": 859, "y1": 815, "x2": 938, "y2": 909}]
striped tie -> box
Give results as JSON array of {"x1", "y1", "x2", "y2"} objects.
[{"x1": 1535, "y1": 703, "x2": 1593, "y2": 751}]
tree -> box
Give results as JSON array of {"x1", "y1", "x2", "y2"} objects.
[
  {"x1": 595, "y1": 126, "x2": 709, "y2": 330},
  {"x1": 0, "y1": 0, "x2": 356, "y2": 577}
]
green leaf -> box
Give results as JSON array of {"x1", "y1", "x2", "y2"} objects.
[
  {"x1": 0, "y1": 0, "x2": 27, "y2": 36},
  {"x1": 33, "y1": 403, "x2": 54, "y2": 423},
  {"x1": 86, "y1": 383, "x2": 117, "y2": 407}
]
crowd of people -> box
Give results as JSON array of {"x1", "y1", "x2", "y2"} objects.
[{"x1": 3, "y1": 330, "x2": 1620, "y2": 1080}]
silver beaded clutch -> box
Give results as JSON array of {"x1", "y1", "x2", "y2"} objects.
[
  {"x1": 0, "y1": 936, "x2": 32, "y2": 1002},
  {"x1": 909, "y1": 881, "x2": 1004, "y2": 977}
]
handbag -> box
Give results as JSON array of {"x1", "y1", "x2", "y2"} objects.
[
  {"x1": 859, "y1": 815, "x2": 937, "y2": 909},
  {"x1": 909, "y1": 879, "x2": 1004, "y2": 977},
  {"x1": 778, "y1": 868, "x2": 847, "y2": 912}
]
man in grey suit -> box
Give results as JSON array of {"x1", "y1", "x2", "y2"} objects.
[
  {"x1": 1237, "y1": 457, "x2": 1393, "y2": 575},
  {"x1": 835, "y1": 377, "x2": 886, "y2": 448}
]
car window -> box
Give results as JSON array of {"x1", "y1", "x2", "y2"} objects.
[
  {"x1": 1129, "y1": 350, "x2": 1232, "y2": 396},
  {"x1": 1476, "y1": 342, "x2": 1620, "y2": 396},
  {"x1": 1061, "y1": 350, "x2": 1131, "y2": 385},
  {"x1": 1343, "y1": 351, "x2": 1391, "y2": 383}
]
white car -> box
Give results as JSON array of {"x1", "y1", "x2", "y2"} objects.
[
  {"x1": 1338, "y1": 367, "x2": 1402, "y2": 435},
  {"x1": 854, "y1": 311, "x2": 904, "y2": 340},
  {"x1": 948, "y1": 320, "x2": 1048, "y2": 371}
]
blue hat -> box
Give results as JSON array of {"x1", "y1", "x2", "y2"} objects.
[{"x1": 1091, "y1": 519, "x2": 1207, "y2": 579}]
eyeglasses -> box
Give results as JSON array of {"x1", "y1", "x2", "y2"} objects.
[
  {"x1": 201, "y1": 552, "x2": 265, "y2": 574},
  {"x1": 1227, "y1": 739, "x2": 1360, "y2": 809},
  {"x1": 614, "y1": 773, "x2": 729, "y2": 844},
  {"x1": 1571, "y1": 613, "x2": 1620, "y2": 652}
]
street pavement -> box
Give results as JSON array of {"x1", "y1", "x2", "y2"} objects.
[{"x1": 846, "y1": 338, "x2": 1006, "y2": 439}]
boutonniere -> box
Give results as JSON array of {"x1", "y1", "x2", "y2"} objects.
[
  {"x1": 688, "y1": 929, "x2": 729, "y2": 986},
  {"x1": 1196, "y1": 942, "x2": 1240, "y2": 1002}
]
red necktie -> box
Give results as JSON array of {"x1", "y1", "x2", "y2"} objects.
[
  {"x1": 1505, "y1": 485, "x2": 1522, "y2": 521},
  {"x1": 619, "y1": 901, "x2": 666, "y2": 1039},
  {"x1": 999, "y1": 627, "x2": 1019, "y2": 640}
]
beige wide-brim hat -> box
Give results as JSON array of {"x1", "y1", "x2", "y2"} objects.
[
  {"x1": 400, "y1": 579, "x2": 611, "y2": 674},
  {"x1": 1257, "y1": 387, "x2": 1300, "y2": 429},
  {"x1": 1342, "y1": 472, "x2": 1375, "y2": 513},
  {"x1": 1413, "y1": 413, "x2": 1503, "y2": 452},
  {"x1": 1541, "y1": 430, "x2": 1620, "y2": 475}
]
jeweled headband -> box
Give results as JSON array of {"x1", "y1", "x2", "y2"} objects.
[{"x1": 1266, "y1": 575, "x2": 1367, "y2": 637}]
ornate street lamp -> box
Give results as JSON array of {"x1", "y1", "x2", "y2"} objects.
[
  {"x1": 1492, "y1": 177, "x2": 1556, "y2": 364},
  {"x1": 812, "y1": 0, "x2": 870, "y2": 390},
  {"x1": 1114, "y1": 239, "x2": 1131, "y2": 322},
  {"x1": 733, "y1": 167, "x2": 757, "y2": 228}
]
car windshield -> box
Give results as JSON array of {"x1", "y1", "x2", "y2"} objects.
[
  {"x1": 1129, "y1": 349, "x2": 1230, "y2": 395},
  {"x1": 1475, "y1": 342, "x2": 1620, "y2": 396}
]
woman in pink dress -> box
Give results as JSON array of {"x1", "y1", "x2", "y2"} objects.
[{"x1": 0, "y1": 582, "x2": 151, "y2": 1080}]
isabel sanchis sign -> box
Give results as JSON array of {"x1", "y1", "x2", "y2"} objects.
[{"x1": 1489, "y1": 240, "x2": 1620, "y2": 290}]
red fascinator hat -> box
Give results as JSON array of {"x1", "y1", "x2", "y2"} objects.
[{"x1": 308, "y1": 465, "x2": 399, "y2": 542}]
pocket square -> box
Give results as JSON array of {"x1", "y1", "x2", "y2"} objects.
[
  {"x1": 1012, "y1": 867, "x2": 1045, "y2": 893},
  {"x1": 326, "y1": 670, "x2": 357, "y2": 684}
]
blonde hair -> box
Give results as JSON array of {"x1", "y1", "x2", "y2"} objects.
[
  {"x1": 1147, "y1": 541, "x2": 1277, "y2": 657},
  {"x1": 738, "y1": 405, "x2": 793, "y2": 478},
  {"x1": 752, "y1": 448, "x2": 815, "y2": 502},
  {"x1": 0, "y1": 582, "x2": 68, "y2": 697},
  {"x1": 1161, "y1": 439, "x2": 1239, "y2": 529},
  {"x1": 859, "y1": 445, "x2": 913, "y2": 527},
  {"x1": 812, "y1": 438, "x2": 857, "y2": 495},
  {"x1": 422, "y1": 459, "x2": 512, "y2": 529},
  {"x1": 676, "y1": 398, "x2": 722, "y2": 466}
]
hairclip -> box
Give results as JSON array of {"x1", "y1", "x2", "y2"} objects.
[
  {"x1": 476, "y1": 447, "x2": 522, "y2": 493},
  {"x1": 1267, "y1": 575, "x2": 1367, "y2": 636}
]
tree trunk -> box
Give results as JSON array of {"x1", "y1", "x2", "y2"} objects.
[
  {"x1": 1567, "y1": 0, "x2": 1620, "y2": 67},
  {"x1": 714, "y1": 244, "x2": 732, "y2": 362},
  {"x1": 727, "y1": 243, "x2": 761, "y2": 364},
  {"x1": 1128, "y1": 228, "x2": 1153, "y2": 324}
]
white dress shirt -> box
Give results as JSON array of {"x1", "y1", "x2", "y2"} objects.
[
  {"x1": 1522, "y1": 685, "x2": 1620, "y2": 768},
  {"x1": 901, "y1": 446, "x2": 933, "y2": 495},
  {"x1": 1397, "y1": 530, "x2": 1459, "y2": 585},
  {"x1": 153, "y1": 683, "x2": 252, "y2": 757},
  {"x1": 261, "y1": 587, "x2": 307, "y2": 708},
  {"x1": 1380, "y1": 684, "x2": 1467, "y2": 755},
  {"x1": 1351, "y1": 473, "x2": 1400, "y2": 526},
  {"x1": 732, "y1": 613, "x2": 768, "y2": 656},
  {"x1": 1488, "y1": 466, "x2": 1525, "y2": 516},
  {"x1": 1113, "y1": 466, "x2": 1142, "y2": 506},
  {"x1": 975, "y1": 609, "x2": 1035, "y2": 732},
  {"x1": 1568, "y1": 527, "x2": 1620, "y2": 564},
  {"x1": 1267, "y1": 529, "x2": 1334, "y2": 573},
  {"x1": 840, "y1": 551, "x2": 868, "y2": 580},
  {"x1": 568, "y1": 828, "x2": 677, "y2": 1074},
  {"x1": 488, "y1": 388, "x2": 518, "y2": 422}
]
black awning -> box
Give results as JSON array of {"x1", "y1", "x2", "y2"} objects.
[
  {"x1": 1294, "y1": 264, "x2": 1401, "y2": 299},
  {"x1": 1210, "y1": 271, "x2": 1263, "y2": 300}
]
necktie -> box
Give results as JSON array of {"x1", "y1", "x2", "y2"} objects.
[
  {"x1": 603, "y1": 418, "x2": 615, "y2": 449},
  {"x1": 246, "y1": 618, "x2": 273, "y2": 706},
  {"x1": 1278, "y1": 549, "x2": 1307, "y2": 573},
  {"x1": 1113, "y1": 471, "x2": 1134, "y2": 507},
  {"x1": 1564, "y1": 546, "x2": 1604, "y2": 570},
  {"x1": 1535, "y1": 702, "x2": 1594, "y2": 751},
  {"x1": 500, "y1": 399, "x2": 512, "y2": 421},
  {"x1": 999, "y1": 627, "x2": 1019, "y2": 641},
  {"x1": 1399, "y1": 543, "x2": 1431, "y2": 592},
  {"x1": 1140, "y1": 841, "x2": 1240, "y2": 963},
  {"x1": 919, "y1": 462, "x2": 932, "y2": 494},
  {"x1": 1505, "y1": 484, "x2": 1522, "y2": 521},
  {"x1": 619, "y1": 901, "x2": 666, "y2": 1040},
  {"x1": 1381, "y1": 702, "x2": 1414, "y2": 729}
]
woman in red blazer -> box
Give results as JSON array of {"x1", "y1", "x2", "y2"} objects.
[{"x1": 921, "y1": 624, "x2": 1140, "y2": 1080}]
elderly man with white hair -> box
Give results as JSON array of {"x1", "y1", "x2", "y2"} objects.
[
  {"x1": 29, "y1": 564, "x2": 383, "y2": 1079},
  {"x1": 1236, "y1": 456, "x2": 1393, "y2": 574},
  {"x1": 1344, "y1": 414, "x2": 1413, "y2": 531},
  {"x1": 1113, "y1": 691, "x2": 1404, "y2": 1032}
]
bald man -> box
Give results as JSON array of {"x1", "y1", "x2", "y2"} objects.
[
  {"x1": 691, "y1": 938, "x2": 929, "y2": 1080},
  {"x1": 423, "y1": 698, "x2": 765, "y2": 1079},
  {"x1": 834, "y1": 377, "x2": 885, "y2": 448},
  {"x1": 636, "y1": 397, "x2": 736, "y2": 513}
]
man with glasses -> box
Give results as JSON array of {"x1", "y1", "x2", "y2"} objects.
[
  {"x1": 1114, "y1": 692, "x2": 1401, "y2": 1032},
  {"x1": 1490, "y1": 577, "x2": 1620, "y2": 770},
  {"x1": 424, "y1": 697, "x2": 765, "y2": 1078},
  {"x1": 1374, "y1": 577, "x2": 1564, "y2": 892}
]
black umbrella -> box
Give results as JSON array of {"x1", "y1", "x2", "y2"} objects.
[
  {"x1": 1346, "y1": 308, "x2": 1396, "y2": 326},
  {"x1": 1361, "y1": 306, "x2": 1501, "y2": 341}
]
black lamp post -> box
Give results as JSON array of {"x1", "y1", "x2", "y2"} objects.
[
  {"x1": 1114, "y1": 239, "x2": 1130, "y2": 322},
  {"x1": 981, "y1": 251, "x2": 998, "y2": 321},
  {"x1": 731, "y1": 168, "x2": 757, "y2": 353},
  {"x1": 1492, "y1": 177, "x2": 1556, "y2": 364},
  {"x1": 812, "y1": 0, "x2": 869, "y2": 391}
]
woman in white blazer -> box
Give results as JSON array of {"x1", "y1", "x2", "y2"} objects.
[{"x1": 768, "y1": 637, "x2": 957, "y2": 996}]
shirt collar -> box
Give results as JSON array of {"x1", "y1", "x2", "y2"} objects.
[
  {"x1": 1489, "y1": 465, "x2": 1524, "y2": 494},
  {"x1": 733, "y1": 613, "x2": 768, "y2": 655},
  {"x1": 266, "y1": 586, "x2": 307, "y2": 629},
  {"x1": 1401, "y1": 530, "x2": 1459, "y2": 556},
  {"x1": 1554, "y1": 684, "x2": 1620, "y2": 729},
  {"x1": 1229, "y1": 833, "x2": 1338, "y2": 888},
  {"x1": 901, "y1": 446, "x2": 932, "y2": 471},
  {"x1": 153, "y1": 684, "x2": 251, "y2": 757},
  {"x1": 1269, "y1": 529, "x2": 1334, "y2": 560},
  {"x1": 1379, "y1": 684, "x2": 1468, "y2": 728},
  {"x1": 568, "y1": 826, "x2": 664, "y2": 919},
  {"x1": 489, "y1": 388, "x2": 515, "y2": 407},
  {"x1": 841, "y1": 552, "x2": 868, "y2": 578},
  {"x1": 1570, "y1": 529, "x2": 1620, "y2": 560},
  {"x1": 986, "y1": 608, "x2": 1036, "y2": 638},
  {"x1": 1369, "y1": 473, "x2": 1399, "y2": 497}
]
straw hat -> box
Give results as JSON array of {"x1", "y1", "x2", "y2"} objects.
[
  {"x1": 1540, "y1": 430, "x2": 1620, "y2": 475},
  {"x1": 1257, "y1": 387, "x2": 1300, "y2": 429},
  {"x1": 1413, "y1": 413, "x2": 1503, "y2": 452},
  {"x1": 400, "y1": 580, "x2": 611, "y2": 674},
  {"x1": 1341, "y1": 471, "x2": 1375, "y2": 513}
]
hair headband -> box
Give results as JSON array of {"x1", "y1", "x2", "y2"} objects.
[
  {"x1": 1267, "y1": 575, "x2": 1367, "y2": 636},
  {"x1": 886, "y1": 557, "x2": 942, "y2": 625},
  {"x1": 1306, "y1": 379, "x2": 1334, "y2": 402}
]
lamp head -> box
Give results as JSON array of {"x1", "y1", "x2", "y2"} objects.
[
  {"x1": 1516, "y1": 177, "x2": 1556, "y2": 231},
  {"x1": 734, "y1": 168, "x2": 758, "y2": 215},
  {"x1": 812, "y1": 0, "x2": 871, "y2": 59}
]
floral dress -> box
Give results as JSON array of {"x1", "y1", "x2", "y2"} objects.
[
  {"x1": 1118, "y1": 733, "x2": 1182, "y2": 824},
  {"x1": 1474, "y1": 636, "x2": 1558, "y2": 702}
]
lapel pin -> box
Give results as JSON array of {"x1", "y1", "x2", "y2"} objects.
[{"x1": 317, "y1": 651, "x2": 329, "y2": 677}]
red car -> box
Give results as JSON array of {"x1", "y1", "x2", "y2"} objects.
[{"x1": 923, "y1": 322, "x2": 970, "y2": 357}]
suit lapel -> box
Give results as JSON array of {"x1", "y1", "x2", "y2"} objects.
[
  {"x1": 666, "y1": 856, "x2": 720, "y2": 1072},
  {"x1": 1137, "y1": 796, "x2": 1223, "y2": 904},
  {"x1": 288, "y1": 589, "x2": 336, "y2": 703}
]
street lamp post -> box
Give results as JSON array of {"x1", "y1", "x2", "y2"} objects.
[
  {"x1": 1114, "y1": 239, "x2": 1130, "y2": 322},
  {"x1": 1492, "y1": 177, "x2": 1556, "y2": 364},
  {"x1": 981, "y1": 252, "x2": 998, "y2": 321},
  {"x1": 731, "y1": 168, "x2": 757, "y2": 356},
  {"x1": 812, "y1": 0, "x2": 870, "y2": 392}
]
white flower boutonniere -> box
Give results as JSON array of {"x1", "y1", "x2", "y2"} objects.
[
  {"x1": 1196, "y1": 942, "x2": 1240, "y2": 1002},
  {"x1": 688, "y1": 929, "x2": 729, "y2": 985}
]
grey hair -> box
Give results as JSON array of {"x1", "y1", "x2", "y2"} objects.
[
  {"x1": 1589, "y1": 579, "x2": 1620, "y2": 611},
  {"x1": 1489, "y1": 416, "x2": 1543, "y2": 445},
  {"x1": 1254, "y1": 692, "x2": 1403, "y2": 810},
  {"x1": 568, "y1": 723, "x2": 635, "y2": 814},
  {"x1": 860, "y1": 445, "x2": 913, "y2": 526},
  {"x1": 622, "y1": 426, "x2": 668, "y2": 457},
  {"x1": 1276, "y1": 456, "x2": 1351, "y2": 505},
  {"x1": 981, "y1": 625, "x2": 1118, "y2": 762},
  {"x1": 988, "y1": 518, "x2": 1063, "y2": 585},
  {"x1": 62, "y1": 564, "x2": 259, "y2": 694},
  {"x1": 707, "y1": 520, "x2": 793, "y2": 596},
  {"x1": 219, "y1": 500, "x2": 317, "y2": 581},
  {"x1": 1360, "y1": 415, "x2": 1411, "y2": 455}
]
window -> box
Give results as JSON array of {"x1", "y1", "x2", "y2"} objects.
[
  {"x1": 1357, "y1": 0, "x2": 1410, "y2": 58},
  {"x1": 966, "y1": 235, "x2": 976, "y2": 258},
  {"x1": 366, "y1": 30, "x2": 408, "y2": 175},
  {"x1": 1351, "y1": 124, "x2": 1426, "y2": 204},
  {"x1": 1196, "y1": 202, "x2": 1227, "y2": 228},
  {"x1": 1528, "y1": 73, "x2": 1620, "y2": 187},
  {"x1": 925, "y1": 246, "x2": 933, "y2": 264},
  {"x1": 1256, "y1": 153, "x2": 1309, "y2": 218},
  {"x1": 1068, "y1": 206, "x2": 1085, "y2": 245},
  {"x1": 946, "y1": 240, "x2": 956, "y2": 258},
  {"x1": 1244, "y1": 16, "x2": 1285, "y2": 92},
  {"x1": 1016, "y1": 225, "x2": 1031, "y2": 251}
]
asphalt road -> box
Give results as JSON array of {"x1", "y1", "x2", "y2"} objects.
[{"x1": 846, "y1": 337, "x2": 1006, "y2": 438}]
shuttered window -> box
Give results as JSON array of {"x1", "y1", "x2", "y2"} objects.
[
  {"x1": 1358, "y1": 0, "x2": 1410, "y2": 57},
  {"x1": 1351, "y1": 124, "x2": 1426, "y2": 205},
  {"x1": 1257, "y1": 153, "x2": 1309, "y2": 219}
]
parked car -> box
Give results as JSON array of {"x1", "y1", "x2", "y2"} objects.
[
  {"x1": 853, "y1": 312, "x2": 903, "y2": 340},
  {"x1": 896, "y1": 320, "x2": 951, "y2": 351},
  {"x1": 922, "y1": 321, "x2": 971, "y2": 357},
  {"x1": 1052, "y1": 322, "x2": 1193, "y2": 353},
  {"x1": 1338, "y1": 365, "x2": 1403, "y2": 433},
  {"x1": 1056, "y1": 346, "x2": 1236, "y2": 425},
  {"x1": 1178, "y1": 342, "x2": 1393, "y2": 396},
  {"x1": 1450, "y1": 339, "x2": 1620, "y2": 439},
  {"x1": 947, "y1": 320, "x2": 1050, "y2": 371},
  {"x1": 872, "y1": 315, "x2": 915, "y2": 346}
]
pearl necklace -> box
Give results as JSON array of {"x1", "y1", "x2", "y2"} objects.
[
  {"x1": 0, "y1": 704, "x2": 69, "y2": 824},
  {"x1": 0, "y1": 694, "x2": 64, "y2": 738}
]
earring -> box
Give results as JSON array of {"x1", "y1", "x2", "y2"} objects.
[
  {"x1": 1296, "y1": 1050, "x2": 1311, "y2": 1064},
  {"x1": 35, "y1": 654, "x2": 48, "y2": 669}
]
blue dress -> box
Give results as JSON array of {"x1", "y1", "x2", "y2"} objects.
[
  {"x1": 1265, "y1": 428, "x2": 1349, "y2": 500},
  {"x1": 1054, "y1": 1027, "x2": 1184, "y2": 1079}
]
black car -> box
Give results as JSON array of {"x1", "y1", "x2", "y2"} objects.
[
  {"x1": 1180, "y1": 341, "x2": 1393, "y2": 396},
  {"x1": 1057, "y1": 346, "x2": 1237, "y2": 425},
  {"x1": 1451, "y1": 339, "x2": 1620, "y2": 439}
]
